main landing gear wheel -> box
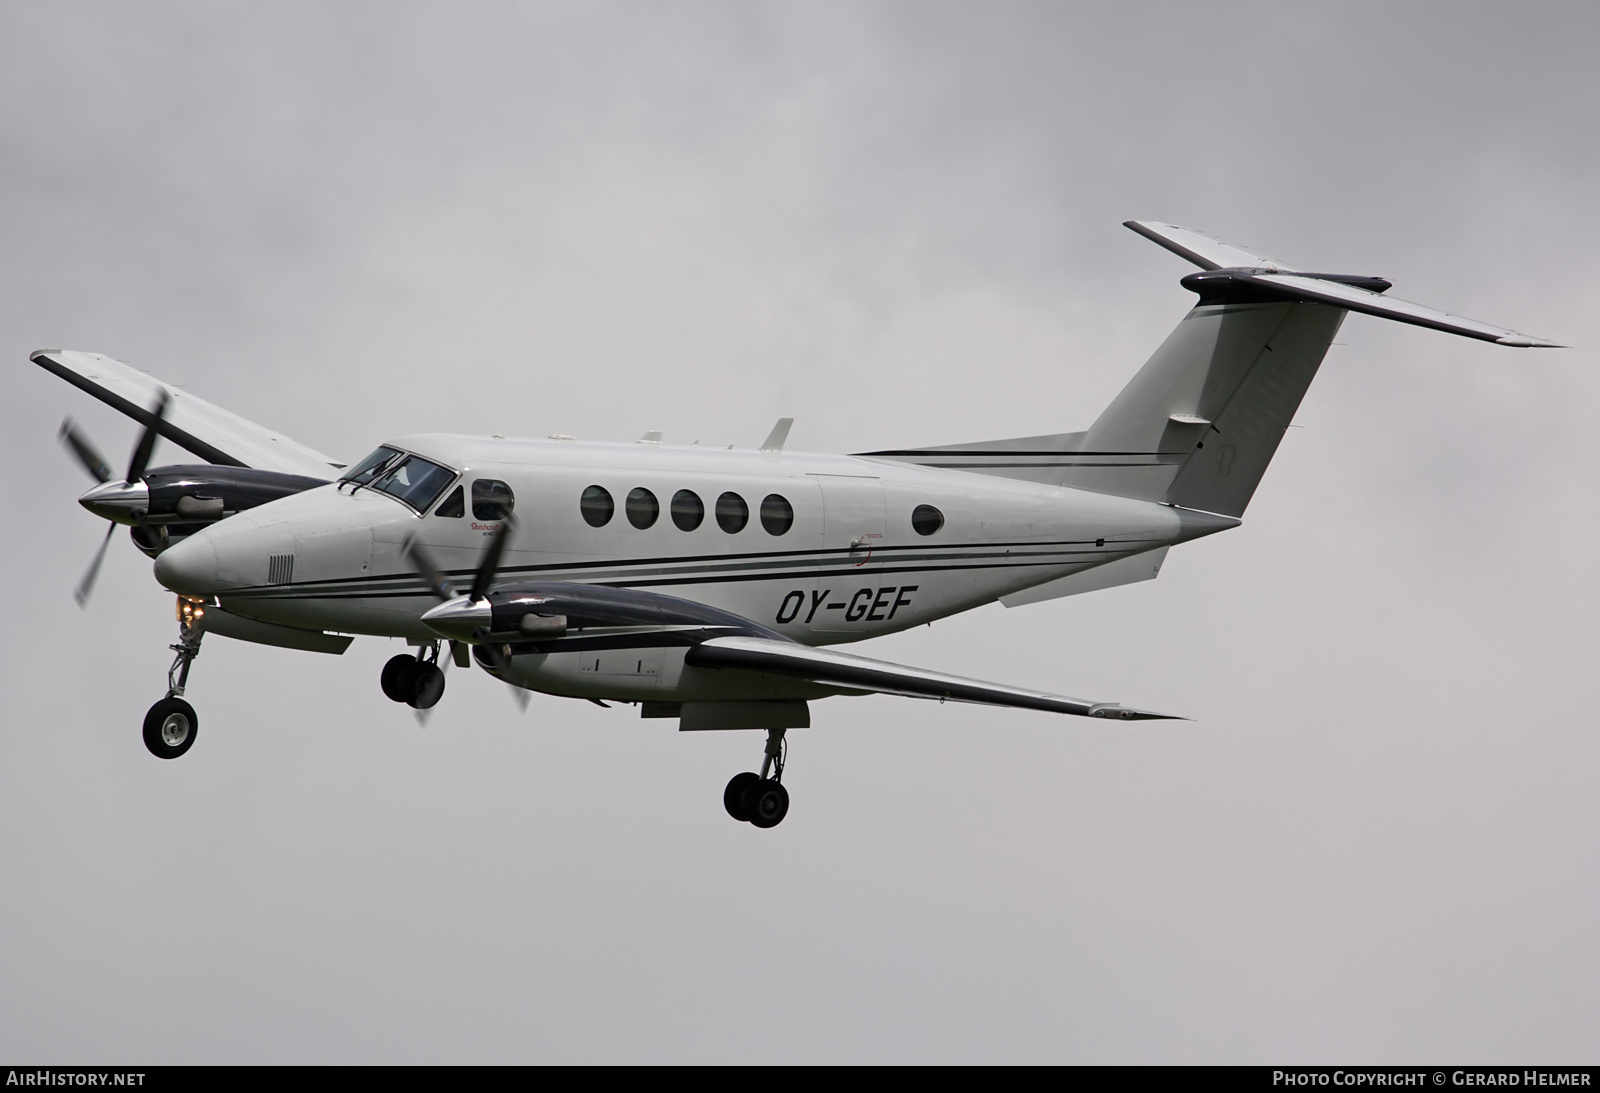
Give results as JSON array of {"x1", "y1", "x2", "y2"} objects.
[
  {"x1": 725, "y1": 727, "x2": 791, "y2": 828},
  {"x1": 382, "y1": 652, "x2": 446, "y2": 709},
  {"x1": 143, "y1": 696, "x2": 198, "y2": 760},
  {"x1": 408, "y1": 662, "x2": 445, "y2": 709},
  {"x1": 381, "y1": 654, "x2": 417, "y2": 702},
  {"x1": 724, "y1": 772, "x2": 759, "y2": 821},
  {"x1": 746, "y1": 780, "x2": 789, "y2": 828}
]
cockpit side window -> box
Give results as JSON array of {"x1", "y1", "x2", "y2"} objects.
[
  {"x1": 342, "y1": 446, "x2": 404, "y2": 486},
  {"x1": 472, "y1": 479, "x2": 515, "y2": 521},
  {"x1": 434, "y1": 485, "x2": 465, "y2": 518},
  {"x1": 372, "y1": 455, "x2": 456, "y2": 513}
]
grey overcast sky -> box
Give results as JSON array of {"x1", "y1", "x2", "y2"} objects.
[{"x1": 2, "y1": 1, "x2": 1596, "y2": 1064}]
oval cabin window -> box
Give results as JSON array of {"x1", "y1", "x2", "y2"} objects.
[
  {"x1": 760, "y1": 494, "x2": 794, "y2": 536},
  {"x1": 626, "y1": 487, "x2": 660, "y2": 529},
  {"x1": 580, "y1": 485, "x2": 614, "y2": 527},
  {"x1": 911, "y1": 504, "x2": 944, "y2": 536},
  {"x1": 716, "y1": 492, "x2": 749, "y2": 534},
  {"x1": 671, "y1": 489, "x2": 704, "y2": 532}
]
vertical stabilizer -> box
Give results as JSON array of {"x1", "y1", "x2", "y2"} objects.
[{"x1": 1063, "y1": 300, "x2": 1344, "y2": 516}]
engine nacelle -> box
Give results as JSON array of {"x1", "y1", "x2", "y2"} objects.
[{"x1": 80, "y1": 464, "x2": 329, "y2": 557}]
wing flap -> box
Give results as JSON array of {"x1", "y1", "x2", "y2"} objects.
[
  {"x1": 685, "y1": 635, "x2": 1180, "y2": 721},
  {"x1": 32, "y1": 349, "x2": 344, "y2": 478}
]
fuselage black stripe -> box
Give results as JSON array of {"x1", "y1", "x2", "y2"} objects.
[
  {"x1": 861, "y1": 450, "x2": 1172, "y2": 457},
  {"x1": 904, "y1": 461, "x2": 1176, "y2": 469},
  {"x1": 250, "y1": 536, "x2": 1158, "y2": 592},
  {"x1": 223, "y1": 551, "x2": 1152, "y2": 603},
  {"x1": 226, "y1": 544, "x2": 1155, "y2": 597}
]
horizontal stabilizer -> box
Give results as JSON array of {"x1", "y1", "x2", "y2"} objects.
[
  {"x1": 857, "y1": 431, "x2": 1089, "y2": 484},
  {"x1": 1180, "y1": 269, "x2": 1563, "y2": 347},
  {"x1": 686, "y1": 635, "x2": 1180, "y2": 721},
  {"x1": 32, "y1": 350, "x2": 344, "y2": 477},
  {"x1": 1127, "y1": 221, "x2": 1561, "y2": 347},
  {"x1": 1124, "y1": 220, "x2": 1298, "y2": 272}
]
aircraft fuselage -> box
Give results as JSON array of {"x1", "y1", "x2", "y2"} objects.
[{"x1": 154, "y1": 434, "x2": 1201, "y2": 702}]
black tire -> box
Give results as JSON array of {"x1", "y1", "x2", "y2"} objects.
[
  {"x1": 723, "y1": 772, "x2": 760, "y2": 822},
  {"x1": 407, "y1": 662, "x2": 446, "y2": 709},
  {"x1": 143, "y1": 697, "x2": 198, "y2": 760},
  {"x1": 381, "y1": 654, "x2": 417, "y2": 702},
  {"x1": 746, "y1": 779, "x2": 789, "y2": 829}
]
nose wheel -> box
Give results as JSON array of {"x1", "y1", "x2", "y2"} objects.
[
  {"x1": 724, "y1": 728, "x2": 791, "y2": 828},
  {"x1": 143, "y1": 696, "x2": 198, "y2": 759}
]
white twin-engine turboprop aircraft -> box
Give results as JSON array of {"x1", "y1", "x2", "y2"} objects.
[{"x1": 40, "y1": 221, "x2": 1559, "y2": 827}]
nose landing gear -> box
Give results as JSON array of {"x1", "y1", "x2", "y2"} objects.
[
  {"x1": 723, "y1": 728, "x2": 791, "y2": 828},
  {"x1": 143, "y1": 596, "x2": 205, "y2": 759}
]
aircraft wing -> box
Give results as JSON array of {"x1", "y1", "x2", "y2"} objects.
[
  {"x1": 32, "y1": 349, "x2": 343, "y2": 478},
  {"x1": 684, "y1": 635, "x2": 1180, "y2": 721}
]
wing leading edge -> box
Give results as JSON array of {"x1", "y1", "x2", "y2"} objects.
[
  {"x1": 32, "y1": 349, "x2": 344, "y2": 478},
  {"x1": 685, "y1": 635, "x2": 1181, "y2": 721}
]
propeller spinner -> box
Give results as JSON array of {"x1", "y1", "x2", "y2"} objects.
[
  {"x1": 406, "y1": 515, "x2": 517, "y2": 644},
  {"x1": 405, "y1": 517, "x2": 530, "y2": 709}
]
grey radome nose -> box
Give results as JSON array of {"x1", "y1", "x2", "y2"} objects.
[
  {"x1": 154, "y1": 537, "x2": 219, "y2": 596},
  {"x1": 79, "y1": 479, "x2": 150, "y2": 524}
]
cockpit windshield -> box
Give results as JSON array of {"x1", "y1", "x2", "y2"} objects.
[
  {"x1": 371, "y1": 455, "x2": 456, "y2": 513},
  {"x1": 341, "y1": 446, "x2": 404, "y2": 486}
]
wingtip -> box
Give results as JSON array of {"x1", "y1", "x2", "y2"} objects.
[
  {"x1": 1495, "y1": 335, "x2": 1565, "y2": 348},
  {"x1": 1088, "y1": 702, "x2": 1186, "y2": 721}
]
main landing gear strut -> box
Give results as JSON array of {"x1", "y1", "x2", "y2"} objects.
[
  {"x1": 724, "y1": 728, "x2": 791, "y2": 828},
  {"x1": 142, "y1": 596, "x2": 205, "y2": 759}
]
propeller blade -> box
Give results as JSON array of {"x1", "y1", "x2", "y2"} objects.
[
  {"x1": 124, "y1": 390, "x2": 169, "y2": 484},
  {"x1": 59, "y1": 420, "x2": 113, "y2": 484},
  {"x1": 469, "y1": 513, "x2": 517, "y2": 602},
  {"x1": 73, "y1": 523, "x2": 116, "y2": 608},
  {"x1": 472, "y1": 642, "x2": 529, "y2": 711},
  {"x1": 403, "y1": 537, "x2": 456, "y2": 601},
  {"x1": 466, "y1": 637, "x2": 526, "y2": 709}
]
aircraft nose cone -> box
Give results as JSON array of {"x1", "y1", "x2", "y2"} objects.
[
  {"x1": 421, "y1": 596, "x2": 493, "y2": 642},
  {"x1": 79, "y1": 480, "x2": 150, "y2": 524},
  {"x1": 154, "y1": 537, "x2": 219, "y2": 596}
]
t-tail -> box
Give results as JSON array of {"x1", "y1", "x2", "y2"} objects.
[{"x1": 868, "y1": 220, "x2": 1561, "y2": 517}]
